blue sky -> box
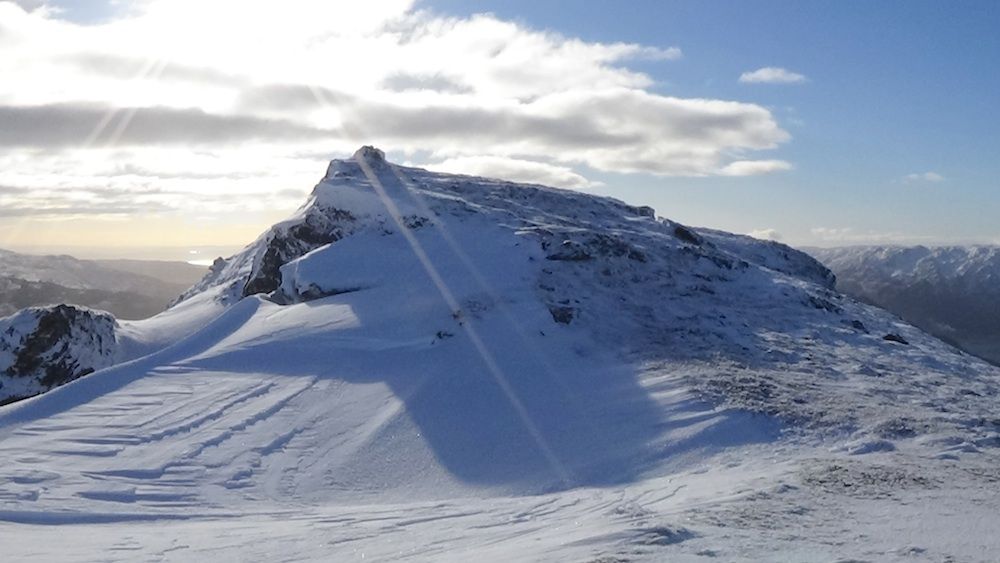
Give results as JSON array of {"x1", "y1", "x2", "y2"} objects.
[
  {"x1": 426, "y1": 0, "x2": 1000, "y2": 244},
  {"x1": 3, "y1": 0, "x2": 998, "y2": 255}
]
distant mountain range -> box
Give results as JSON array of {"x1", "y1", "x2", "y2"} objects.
[
  {"x1": 0, "y1": 249, "x2": 206, "y2": 320},
  {"x1": 809, "y1": 245, "x2": 1000, "y2": 365}
]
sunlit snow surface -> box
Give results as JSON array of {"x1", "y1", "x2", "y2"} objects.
[{"x1": 2, "y1": 149, "x2": 1000, "y2": 561}]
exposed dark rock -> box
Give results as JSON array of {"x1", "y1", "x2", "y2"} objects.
[
  {"x1": 673, "y1": 225, "x2": 702, "y2": 245},
  {"x1": 635, "y1": 205, "x2": 656, "y2": 218},
  {"x1": 546, "y1": 240, "x2": 592, "y2": 262},
  {"x1": 588, "y1": 233, "x2": 647, "y2": 262},
  {"x1": 549, "y1": 306, "x2": 575, "y2": 324},
  {"x1": 242, "y1": 208, "x2": 355, "y2": 297},
  {"x1": 403, "y1": 215, "x2": 431, "y2": 229},
  {"x1": 293, "y1": 284, "x2": 366, "y2": 302},
  {"x1": 546, "y1": 234, "x2": 648, "y2": 264},
  {"x1": 682, "y1": 247, "x2": 736, "y2": 271},
  {"x1": 806, "y1": 295, "x2": 843, "y2": 314},
  {"x1": 883, "y1": 333, "x2": 910, "y2": 345},
  {"x1": 3, "y1": 305, "x2": 118, "y2": 393}
]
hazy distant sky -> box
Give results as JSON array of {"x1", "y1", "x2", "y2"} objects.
[{"x1": 1, "y1": 0, "x2": 998, "y2": 258}]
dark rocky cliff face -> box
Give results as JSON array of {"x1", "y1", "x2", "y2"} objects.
[
  {"x1": 242, "y1": 208, "x2": 356, "y2": 297},
  {"x1": 1, "y1": 305, "x2": 119, "y2": 404}
]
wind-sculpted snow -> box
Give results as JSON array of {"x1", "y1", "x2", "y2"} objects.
[{"x1": 2, "y1": 148, "x2": 1000, "y2": 561}]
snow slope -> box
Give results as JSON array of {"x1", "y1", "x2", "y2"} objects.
[
  {"x1": 2, "y1": 148, "x2": 1000, "y2": 561},
  {"x1": 810, "y1": 245, "x2": 1000, "y2": 365},
  {"x1": 0, "y1": 285, "x2": 228, "y2": 405}
]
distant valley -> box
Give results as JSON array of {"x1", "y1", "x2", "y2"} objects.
[
  {"x1": 809, "y1": 245, "x2": 1000, "y2": 366},
  {"x1": 0, "y1": 249, "x2": 206, "y2": 320}
]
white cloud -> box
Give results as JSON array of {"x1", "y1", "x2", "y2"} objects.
[
  {"x1": 426, "y1": 156, "x2": 598, "y2": 189},
  {"x1": 0, "y1": 0, "x2": 792, "y2": 228},
  {"x1": 747, "y1": 228, "x2": 782, "y2": 241},
  {"x1": 0, "y1": 147, "x2": 325, "y2": 220},
  {"x1": 810, "y1": 227, "x2": 854, "y2": 241},
  {"x1": 626, "y1": 46, "x2": 683, "y2": 61},
  {"x1": 739, "y1": 67, "x2": 807, "y2": 84},
  {"x1": 902, "y1": 171, "x2": 945, "y2": 183},
  {"x1": 809, "y1": 227, "x2": 937, "y2": 245},
  {"x1": 6, "y1": 0, "x2": 45, "y2": 12},
  {"x1": 719, "y1": 159, "x2": 792, "y2": 176}
]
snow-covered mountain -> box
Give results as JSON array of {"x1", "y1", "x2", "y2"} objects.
[
  {"x1": 0, "y1": 249, "x2": 206, "y2": 319},
  {"x1": 2, "y1": 148, "x2": 1000, "y2": 561},
  {"x1": 810, "y1": 245, "x2": 1000, "y2": 365}
]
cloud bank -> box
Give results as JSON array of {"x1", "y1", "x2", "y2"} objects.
[{"x1": 0, "y1": 0, "x2": 792, "y2": 223}]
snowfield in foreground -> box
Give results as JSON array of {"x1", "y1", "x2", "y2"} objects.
[{"x1": 2, "y1": 148, "x2": 1000, "y2": 561}]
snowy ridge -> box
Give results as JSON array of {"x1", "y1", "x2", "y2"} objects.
[
  {"x1": 182, "y1": 146, "x2": 834, "y2": 306},
  {"x1": 2, "y1": 149, "x2": 1000, "y2": 561}
]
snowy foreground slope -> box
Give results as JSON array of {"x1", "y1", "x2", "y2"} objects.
[
  {"x1": 810, "y1": 245, "x2": 1000, "y2": 366},
  {"x1": 3, "y1": 148, "x2": 1000, "y2": 561}
]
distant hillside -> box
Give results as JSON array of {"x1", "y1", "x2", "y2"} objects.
[
  {"x1": 808, "y1": 245, "x2": 1000, "y2": 365},
  {"x1": 0, "y1": 249, "x2": 206, "y2": 320},
  {"x1": 93, "y1": 258, "x2": 208, "y2": 287}
]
